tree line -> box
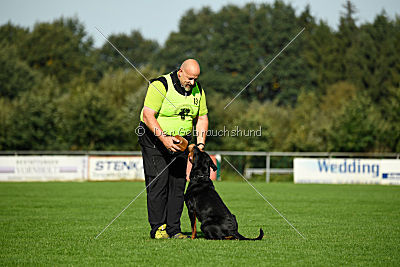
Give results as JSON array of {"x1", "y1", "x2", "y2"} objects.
[{"x1": 0, "y1": 0, "x2": 399, "y2": 152}]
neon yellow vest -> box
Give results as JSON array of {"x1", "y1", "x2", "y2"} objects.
[{"x1": 146, "y1": 73, "x2": 202, "y2": 136}]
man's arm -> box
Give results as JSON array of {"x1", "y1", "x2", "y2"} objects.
[
  {"x1": 142, "y1": 106, "x2": 181, "y2": 152},
  {"x1": 195, "y1": 114, "x2": 208, "y2": 151}
]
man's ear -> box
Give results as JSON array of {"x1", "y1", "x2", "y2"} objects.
[{"x1": 208, "y1": 155, "x2": 217, "y2": 171}]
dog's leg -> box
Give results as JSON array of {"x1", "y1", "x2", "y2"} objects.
[
  {"x1": 192, "y1": 211, "x2": 197, "y2": 240},
  {"x1": 188, "y1": 208, "x2": 197, "y2": 239},
  {"x1": 202, "y1": 225, "x2": 224, "y2": 240}
]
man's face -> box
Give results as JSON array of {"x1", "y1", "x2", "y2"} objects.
[{"x1": 178, "y1": 68, "x2": 199, "y2": 91}]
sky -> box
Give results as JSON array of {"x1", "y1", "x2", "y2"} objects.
[{"x1": 1, "y1": 0, "x2": 399, "y2": 47}]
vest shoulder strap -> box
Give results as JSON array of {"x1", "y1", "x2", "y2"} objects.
[
  {"x1": 149, "y1": 76, "x2": 168, "y2": 92},
  {"x1": 197, "y1": 81, "x2": 203, "y2": 95}
]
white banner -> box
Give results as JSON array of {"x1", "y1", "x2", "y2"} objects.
[
  {"x1": 294, "y1": 158, "x2": 400, "y2": 185},
  {"x1": 88, "y1": 156, "x2": 145, "y2": 181},
  {"x1": 0, "y1": 156, "x2": 88, "y2": 182}
]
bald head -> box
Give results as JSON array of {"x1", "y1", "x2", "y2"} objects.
[
  {"x1": 178, "y1": 59, "x2": 201, "y2": 91},
  {"x1": 181, "y1": 59, "x2": 200, "y2": 77}
]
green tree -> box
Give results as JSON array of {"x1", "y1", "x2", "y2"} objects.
[
  {"x1": 156, "y1": 1, "x2": 309, "y2": 105},
  {"x1": 204, "y1": 93, "x2": 272, "y2": 152},
  {"x1": 0, "y1": 44, "x2": 41, "y2": 99},
  {"x1": 335, "y1": 0, "x2": 360, "y2": 85},
  {"x1": 1, "y1": 2, "x2": 399, "y2": 153},
  {"x1": 58, "y1": 83, "x2": 127, "y2": 150},
  {"x1": 0, "y1": 98, "x2": 13, "y2": 149},
  {"x1": 96, "y1": 30, "x2": 159, "y2": 72},
  {"x1": 378, "y1": 86, "x2": 400, "y2": 152},
  {"x1": 355, "y1": 12, "x2": 400, "y2": 102},
  {"x1": 95, "y1": 66, "x2": 159, "y2": 150},
  {"x1": 153, "y1": 6, "x2": 215, "y2": 71},
  {"x1": 0, "y1": 22, "x2": 29, "y2": 50},
  {"x1": 19, "y1": 17, "x2": 96, "y2": 85},
  {"x1": 283, "y1": 90, "x2": 325, "y2": 151},
  {"x1": 327, "y1": 93, "x2": 383, "y2": 152},
  {"x1": 4, "y1": 77, "x2": 63, "y2": 150},
  {"x1": 122, "y1": 84, "x2": 148, "y2": 150},
  {"x1": 300, "y1": 12, "x2": 338, "y2": 94},
  {"x1": 97, "y1": 66, "x2": 158, "y2": 107}
]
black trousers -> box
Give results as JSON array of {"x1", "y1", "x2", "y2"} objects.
[{"x1": 139, "y1": 123, "x2": 189, "y2": 238}]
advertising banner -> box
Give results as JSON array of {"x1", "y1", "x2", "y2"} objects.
[
  {"x1": 294, "y1": 158, "x2": 400, "y2": 185},
  {"x1": 88, "y1": 156, "x2": 145, "y2": 181},
  {"x1": 0, "y1": 156, "x2": 88, "y2": 182},
  {"x1": 0, "y1": 154, "x2": 220, "y2": 182}
]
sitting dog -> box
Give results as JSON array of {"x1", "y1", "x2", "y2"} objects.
[{"x1": 184, "y1": 145, "x2": 264, "y2": 240}]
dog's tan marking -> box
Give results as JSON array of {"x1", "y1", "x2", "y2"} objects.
[
  {"x1": 191, "y1": 211, "x2": 197, "y2": 239},
  {"x1": 188, "y1": 144, "x2": 196, "y2": 164}
]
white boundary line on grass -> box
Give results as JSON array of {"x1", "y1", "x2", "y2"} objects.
[
  {"x1": 224, "y1": 158, "x2": 306, "y2": 239},
  {"x1": 94, "y1": 157, "x2": 177, "y2": 239}
]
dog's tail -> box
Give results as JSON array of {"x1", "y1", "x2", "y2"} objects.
[
  {"x1": 235, "y1": 228, "x2": 264, "y2": 241},
  {"x1": 253, "y1": 228, "x2": 264, "y2": 240}
]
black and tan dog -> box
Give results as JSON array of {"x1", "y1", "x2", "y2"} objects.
[{"x1": 184, "y1": 144, "x2": 264, "y2": 240}]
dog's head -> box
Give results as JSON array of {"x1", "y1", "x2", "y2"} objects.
[{"x1": 188, "y1": 144, "x2": 217, "y2": 176}]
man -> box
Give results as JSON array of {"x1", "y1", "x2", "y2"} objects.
[{"x1": 138, "y1": 59, "x2": 208, "y2": 239}]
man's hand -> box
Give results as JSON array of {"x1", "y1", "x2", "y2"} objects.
[
  {"x1": 161, "y1": 136, "x2": 185, "y2": 152},
  {"x1": 174, "y1": 135, "x2": 188, "y2": 151},
  {"x1": 197, "y1": 143, "x2": 205, "y2": 152}
]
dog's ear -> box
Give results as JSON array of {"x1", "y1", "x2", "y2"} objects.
[
  {"x1": 188, "y1": 144, "x2": 196, "y2": 163},
  {"x1": 208, "y1": 154, "x2": 217, "y2": 172},
  {"x1": 192, "y1": 146, "x2": 201, "y2": 166},
  {"x1": 188, "y1": 144, "x2": 196, "y2": 153}
]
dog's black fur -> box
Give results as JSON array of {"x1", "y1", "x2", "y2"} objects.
[{"x1": 184, "y1": 146, "x2": 264, "y2": 240}]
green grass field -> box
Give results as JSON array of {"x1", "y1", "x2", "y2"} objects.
[{"x1": 1, "y1": 181, "x2": 399, "y2": 266}]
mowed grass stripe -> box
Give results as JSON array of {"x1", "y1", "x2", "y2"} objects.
[{"x1": 1, "y1": 182, "x2": 399, "y2": 266}]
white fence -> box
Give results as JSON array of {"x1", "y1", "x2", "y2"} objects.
[
  {"x1": 1, "y1": 151, "x2": 399, "y2": 183},
  {"x1": 207, "y1": 151, "x2": 400, "y2": 182}
]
